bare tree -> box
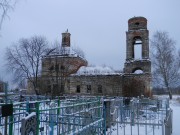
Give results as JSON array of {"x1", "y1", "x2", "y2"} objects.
[
  {"x1": 0, "y1": 0, "x2": 17, "y2": 30},
  {"x1": 6, "y1": 36, "x2": 49, "y2": 95},
  {"x1": 151, "y1": 31, "x2": 180, "y2": 99}
]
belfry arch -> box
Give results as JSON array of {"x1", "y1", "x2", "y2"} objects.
[
  {"x1": 132, "y1": 36, "x2": 143, "y2": 59},
  {"x1": 132, "y1": 67, "x2": 143, "y2": 74}
]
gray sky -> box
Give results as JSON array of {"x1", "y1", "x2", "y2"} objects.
[{"x1": 0, "y1": 0, "x2": 180, "y2": 85}]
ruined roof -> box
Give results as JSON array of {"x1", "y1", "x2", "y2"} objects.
[{"x1": 74, "y1": 66, "x2": 122, "y2": 76}]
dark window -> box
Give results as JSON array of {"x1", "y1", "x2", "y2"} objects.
[
  {"x1": 77, "y1": 85, "x2": 80, "y2": 93},
  {"x1": 98, "y1": 85, "x2": 102, "y2": 93},
  {"x1": 53, "y1": 84, "x2": 58, "y2": 91},
  {"x1": 87, "y1": 85, "x2": 91, "y2": 93},
  {"x1": 47, "y1": 85, "x2": 51, "y2": 93},
  {"x1": 0, "y1": 85, "x2": 2, "y2": 92},
  {"x1": 55, "y1": 64, "x2": 59, "y2": 72},
  {"x1": 135, "y1": 22, "x2": 139, "y2": 26},
  {"x1": 61, "y1": 85, "x2": 64, "y2": 93},
  {"x1": 60, "y1": 65, "x2": 65, "y2": 70}
]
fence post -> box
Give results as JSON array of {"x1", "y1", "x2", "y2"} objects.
[
  {"x1": 98, "y1": 97, "x2": 101, "y2": 135},
  {"x1": 4, "y1": 83, "x2": 8, "y2": 135},
  {"x1": 9, "y1": 102, "x2": 13, "y2": 135},
  {"x1": 170, "y1": 109, "x2": 173, "y2": 134},
  {"x1": 57, "y1": 98, "x2": 60, "y2": 115},
  {"x1": 57, "y1": 98, "x2": 60, "y2": 134},
  {"x1": 98, "y1": 97, "x2": 101, "y2": 117},
  {"x1": 26, "y1": 101, "x2": 29, "y2": 113},
  {"x1": 162, "y1": 119, "x2": 165, "y2": 135},
  {"x1": 49, "y1": 101, "x2": 56, "y2": 135},
  {"x1": 103, "y1": 100, "x2": 106, "y2": 135},
  {"x1": 130, "y1": 100, "x2": 134, "y2": 126},
  {"x1": 36, "y1": 102, "x2": 40, "y2": 135},
  {"x1": 165, "y1": 109, "x2": 173, "y2": 135}
]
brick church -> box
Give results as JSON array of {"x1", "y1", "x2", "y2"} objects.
[{"x1": 28, "y1": 16, "x2": 152, "y2": 97}]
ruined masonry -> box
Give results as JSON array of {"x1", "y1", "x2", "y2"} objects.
[
  {"x1": 27, "y1": 17, "x2": 152, "y2": 97},
  {"x1": 123, "y1": 17, "x2": 151, "y2": 97}
]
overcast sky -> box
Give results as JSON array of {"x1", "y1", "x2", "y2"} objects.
[{"x1": 0, "y1": 0, "x2": 180, "y2": 85}]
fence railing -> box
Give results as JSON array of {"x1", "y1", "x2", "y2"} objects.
[
  {"x1": 0, "y1": 96, "x2": 172, "y2": 135},
  {"x1": 0, "y1": 97, "x2": 104, "y2": 135},
  {"x1": 104, "y1": 97, "x2": 172, "y2": 135}
]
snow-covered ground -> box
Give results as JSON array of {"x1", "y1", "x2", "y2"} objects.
[{"x1": 161, "y1": 95, "x2": 180, "y2": 135}]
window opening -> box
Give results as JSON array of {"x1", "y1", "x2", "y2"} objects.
[
  {"x1": 135, "y1": 22, "x2": 140, "y2": 26},
  {"x1": 61, "y1": 65, "x2": 65, "y2": 70},
  {"x1": 77, "y1": 85, "x2": 80, "y2": 93},
  {"x1": 98, "y1": 85, "x2": 102, "y2": 93},
  {"x1": 55, "y1": 64, "x2": 59, "y2": 72},
  {"x1": 133, "y1": 69, "x2": 143, "y2": 74},
  {"x1": 87, "y1": 85, "x2": 91, "y2": 93},
  {"x1": 133, "y1": 37, "x2": 142, "y2": 59}
]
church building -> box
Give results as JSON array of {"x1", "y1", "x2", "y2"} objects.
[{"x1": 27, "y1": 17, "x2": 152, "y2": 97}]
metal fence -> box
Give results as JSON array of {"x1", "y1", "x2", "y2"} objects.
[
  {"x1": 0, "y1": 96, "x2": 173, "y2": 135},
  {"x1": 0, "y1": 96, "x2": 104, "y2": 135},
  {"x1": 105, "y1": 97, "x2": 173, "y2": 135}
]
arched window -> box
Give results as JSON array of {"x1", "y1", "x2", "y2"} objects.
[
  {"x1": 132, "y1": 68, "x2": 143, "y2": 74},
  {"x1": 134, "y1": 69, "x2": 143, "y2": 74},
  {"x1": 135, "y1": 22, "x2": 140, "y2": 26}
]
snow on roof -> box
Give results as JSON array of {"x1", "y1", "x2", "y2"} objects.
[
  {"x1": 43, "y1": 46, "x2": 86, "y2": 60},
  {"x1": 60, "y1": 47, "x2": 76, "y2": 55},
  {"x1": 75, "y1": 66, "x2": 122, "y2": 76},
  {"x1": 125, "y1": 59, "x2": 151, "y2": 64},
  {"x1": 45, "y1": 47, "x2": 76, "y2": 56}
]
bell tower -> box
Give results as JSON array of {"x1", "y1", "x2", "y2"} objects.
[
  {"x1": 124, "y1": 17, "x2": 151, "y2": 74},
  {"x1": 123, "y1": 17, "x2": 152, "y2": 97}
]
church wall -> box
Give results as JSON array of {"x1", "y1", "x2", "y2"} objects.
[{"x1": 67, "y1": 75, "x2": 123, "y2": 96}]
